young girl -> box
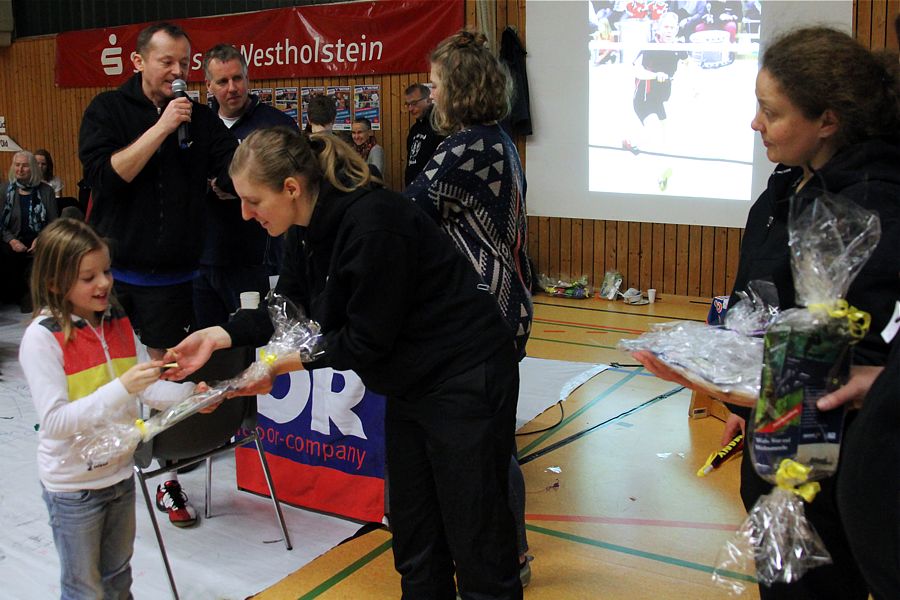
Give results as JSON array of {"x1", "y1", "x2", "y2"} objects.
[{"x1": 19, "y1": 218, "x2": 200, "y2": 599}]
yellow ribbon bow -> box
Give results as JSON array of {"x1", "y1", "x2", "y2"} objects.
[
  {"x1": 259, "y1": 349, "x2": 278, "y2": 366},
  {"x1": 808, "y1": 299, "x2": 871, "y2": 340},
  {"x1": 135, "y1": 418, "x2": 147, "y2": 439},
  {"x1": 774, "y1": 458, "x2": 821, "y2": 503}
]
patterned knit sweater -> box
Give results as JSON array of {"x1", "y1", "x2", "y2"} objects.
[{"x1": 406, "y1": 123, "x2": 533, "y2": 357}]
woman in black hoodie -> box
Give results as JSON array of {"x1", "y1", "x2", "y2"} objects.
[
  {"x1": 636, "y1": 27, "x2": 900, "y2": 600},
  {"x1": 166, "y1": 127, "x2": 523, "y2": 600}
]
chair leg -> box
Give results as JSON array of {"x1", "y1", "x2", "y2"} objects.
[
  {"x1": 205, "y1": 456, "x2": 213, "y2": 519},
  {"x1": 134, "y1": 467, "x2": 180, "y2": 600},
  {"x1": 253, "y1": 435, "x2": 293, "y2": 550}
]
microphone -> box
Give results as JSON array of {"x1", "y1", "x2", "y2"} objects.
[{"x1": 171, "y1": 79, "x2": 192, "y2": 149}]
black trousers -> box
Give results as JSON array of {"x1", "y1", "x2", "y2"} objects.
[
  {"x1": 738, "y1": 412, "x2": 869, "y2": 600},
  {"x1": 386, "y1": 344, "x2": 523, "y2": 600}
]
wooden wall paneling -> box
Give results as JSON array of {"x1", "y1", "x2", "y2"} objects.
[
  {"x1": 686, "y1": 225, "x2": 701, "y2": 296},
  {"x1": 889, "y1": 0, "x2": 900, "y2": 48},
  {"x1": 604, "y1": 220, "x2": 617, "y2": 279},
  {"x1": 872, "y1": 0, "x2": 889, "y2": 49},
  {"x1": 638, "y1": 222, "x2": 652, "y2": 292},
  {"x1": 570, "y1": 218, "x2": 584, "y2": 280},
  {"x1": 662, "y1": 223, "x2": 677, "y2": 295},
  {"x1": 857, "y1": 0, "x2": 873, "y2": 46},
  {"x1": 615, "y1": 220, "x2": 628, "y2": 282},
  {"x1": 538, "y1": 216, "x2": 550, "y2": 277},
  {"x1": 627, "y1": 221, "x2": 640, "y2": 290},
  {"x1": 713, "y1": 226, "x2": 728, "y2": 296},
  {"x1": 591, "y1": 219, "x2": 605, "y2": 288},
  {"x1": 548, "y1": 217, "x2": 560, "y2": 277},
  {"x1": 673, "y1": 225, "x2": 687, "y2": 295},
  {"x1": 651, "y1": 223, "x2": 664, "y2": 293},
  {"x1": 559, "y1": 217, "x2": 572, "y2": 279},
  {"x1": 579, "y1": 217, "x2": 592, "y2": 284},
  {"x1": 699, "y1": 226, "x2": 714, "y2": 298}
]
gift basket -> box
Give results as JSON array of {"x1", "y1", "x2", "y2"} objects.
[
  {"x1": 712, "y1": 192, "x2": 880, "y2": 593},
  {"x1": 538, "y1": 274, "x2": 592, "y2": 299},
  {"x1": 72, "y1": 293, "x2": 324, "y2": 470}
]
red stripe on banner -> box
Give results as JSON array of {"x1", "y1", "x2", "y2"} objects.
[
  {"x1": 55, "y1": 1, "x2": 464, "y2": 87},
  {"x1": 235, "y1": 447, "x2": 385, "y2": 523},
  {"x1": 525, "y1": 513, "x2": 738, "y2": 531}
]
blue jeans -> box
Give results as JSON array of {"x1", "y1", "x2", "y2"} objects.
[{"x1": 42, "y1": 477, "x2": 136, "y2": 600}]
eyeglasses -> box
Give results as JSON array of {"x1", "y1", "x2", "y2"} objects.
[{"x1": 404, "y1": 97, "x2": 426, "y2": 108}]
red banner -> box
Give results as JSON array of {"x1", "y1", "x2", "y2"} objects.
[{"x1": 55, "y1": 1, "x2": 463, "y2": 88}]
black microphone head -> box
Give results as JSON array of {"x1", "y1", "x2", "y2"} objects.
[{"x1": 172, "y1": 79, "x2": 188, "y2": 95}]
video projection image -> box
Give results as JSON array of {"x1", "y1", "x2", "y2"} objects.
[{"x1": 588, "y1": 1, "x2": 761, "y2": 201}]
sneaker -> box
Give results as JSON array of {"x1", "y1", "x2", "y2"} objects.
[
  {"x1": 155, "y1": 480, "x2": 198, "y2": 528},
  {"x1": 622, "y1": 139, "x2": 640, "y2": 155}
]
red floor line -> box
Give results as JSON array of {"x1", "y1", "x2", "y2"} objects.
[
  {"x1": 543, "y1": 329, "x2": 566, "y2": 333},
  {"x1": 525, "y1": 513, "x2": 738, "y2": 531},
  {"x1": 534, "y1": 316, "x2": 646, "y2": 335}
]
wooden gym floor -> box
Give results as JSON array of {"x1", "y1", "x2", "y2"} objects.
[{"x1": 252, "y1": 294, "x2": 758, "y2": 600}]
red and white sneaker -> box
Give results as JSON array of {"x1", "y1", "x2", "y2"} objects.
[{"x1": 155, "y1": 480, "x2": 198, "y2": 528}]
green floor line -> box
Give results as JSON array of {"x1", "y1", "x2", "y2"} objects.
[
  {"x1": 526, "y1": 523, "x2": 757, "y2": 584},
  {"x1": 529, "y1": 336, "x2": 618, "y2": 350},
  {"x1": 517, "y1": 369, "x2": 642, "y2": 457},
  {"x1": 298, "y1": 537, "x2": 393, "y2": 599}
]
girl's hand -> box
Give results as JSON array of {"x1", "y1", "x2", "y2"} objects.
[{"x1": 121, "y1": 360, "x2": 165, "y2": 394}]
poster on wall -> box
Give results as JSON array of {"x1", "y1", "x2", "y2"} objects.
[
  {"x1": 275, "y1": 86, "x2": 299, "y2": 122},
  {"x1": 301, "y1": 86, "x2": 326, "y2": 127},
  {"x1": 328, "y1": 86, "x2": 352, "y2": 131},
  {"x1": 253, "y1": 87, "x2": 274, "y2": 106},
  {"x1": 353, "y1": 84, "x2": 381, "y2": 130}
]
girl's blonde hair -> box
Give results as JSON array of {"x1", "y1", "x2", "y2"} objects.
[
  {"x1": 30, "y1": 218, "x2": 110, "y2": 341},
  {"x1": 429, "y1": 29, "x2": 512, "y2": 135},
  {"x1": 229, "y1": 127, "x2": 375, "y2": 195}
]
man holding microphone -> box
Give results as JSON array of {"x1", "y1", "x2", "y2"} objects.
[{"x1": 78, "y1": 22, "x2": 237, "y2": 528}]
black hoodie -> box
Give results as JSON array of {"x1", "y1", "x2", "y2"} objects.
[
  {"x1": 224, "y1": 183, "x2": 513, "y2": 398},
  {"x1": 78, "y1": 73, "x2": 237, "y2": 273},
  {"x1": 730, "y1": 138, "x2": 900, "y2": 368}
]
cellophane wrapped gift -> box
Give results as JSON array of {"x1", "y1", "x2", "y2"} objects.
[
  {"x1": 713, "y1": 192, "x2": 880, "y2": 594},
  {"x1": 72, "y1": 293, "x2": 324, "y2": 470}
]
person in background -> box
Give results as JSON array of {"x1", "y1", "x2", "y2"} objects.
[
  {"x1": 197, "y1": 43, "x2": 298, "y2": 329},
  {"x1": 19, "y1": 218, "x2": 205, "y2": 599},
  {"x1": 34, "y1": 149, "x2": 64, "y2": 198},
  {"x1": 305, "y1": 95, "x2": 337, "y2": 134},
  {"x1": 635, "y1": 27, "x2": 900, "y2": 600},
  {"x1": 350, "y1": 116, "x2": 385, "y2": 179},
  {"x1": 1, "y1": 150, "x2": 58, "y2": 311},
  {"x1": 403, "y1": 82, "x2": 445, "y2": 186},
  {"x1": 164, "y1": 127, "x2": 524, "y2": 600},
  {"x1": 405, "y1": 28, "x2": 535, "y2": 587},
  {"x1": 78, "y1": 22, "x2": 238, "y2": 528}
]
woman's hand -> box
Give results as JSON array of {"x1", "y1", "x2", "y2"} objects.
[
  {"x1": 193, "y1": 382, "x2": 223, "y2": 413},
  {"x1": 120, "y1": 360, "x2": 165, "y2": 394},
  {"x1": 817, "y1": 365, "x2": 884, "y2": 411},
  {"x1": 631, "y1": 351, "x2": 757, "y2": 407},
  {"x1": 720, "y1": 413, "x2": 746, "y2": 446},
  {"x1": 161, "y1": 326, "x2": 232, "y2": 381},
  {"x1": 9, "y1": 239, "x2": 27, "y2": 253}
]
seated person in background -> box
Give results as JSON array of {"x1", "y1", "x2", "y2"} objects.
[
  {"x1": 350, "y1": 117, "x2": 385, "y2": 179},
  {"x1": 34, "y1": 149, "x2": 64, "y2": 198},
  {"x1": 1, "y1": 151, "x2": 59, "y2": 310}
]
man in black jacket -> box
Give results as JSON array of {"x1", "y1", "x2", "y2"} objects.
[
  {"x1": 79, "y1": 22, "x2": 236, "y2": 354},
  {"x1": 196, "y1": 43, "x2": 298, "y2": 329},
  {"x1": 78, "y1": 22, "x2": 237, "y2": 529},
  {"x1": 403, "y1": 83, "x2": 445, "y2": 186}
]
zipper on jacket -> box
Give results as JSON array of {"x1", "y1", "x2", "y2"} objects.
[{"x1": 83, "y1": 314, "x2": 115, "y2": 381}]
